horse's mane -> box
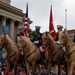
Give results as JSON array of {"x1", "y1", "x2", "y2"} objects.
[
  {"x1": 0, "y1": 35, "x2": 14, "y2": 45},
  {"x1": 0, "y1": 34, "x2": 16, "y2": 51},
  {"x1": 49, "y1": 34, "x2": 55, "y2": 42},
  {"x1": 59, "y1": 31, "x2": 74, "y2": 44},
  {"x1": 18, "y1": 36, "x2": 32, "y2": 44},
  {"x1": 60, "y1": 31, "x2": 72, "y2": 41},
  {"x1": 44, "y1": 32, "x2": 55, "y2": 44},
  {"x1": 42, "y1": 32, "x2": 56, "y2": 44}
]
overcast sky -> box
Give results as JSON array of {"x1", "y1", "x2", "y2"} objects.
[{"x1": 11, "y1": 0, "x2": 75, "y2": 32}]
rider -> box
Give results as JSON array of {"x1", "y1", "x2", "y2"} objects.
[
  {"x1": 31, "y1": 26, "x2": 45, "y2": 61},
  {"x1": 54, "y1": 25, "x2": 63, "y2": 42},
  {"x1": 54, "y1": 25, "x2": 67, "y2": 72},
  {"x1": 15, "y1": 26, "x2": 25, "y2": 67},
  {"x1": 31, "y1": 26, "x2": 46, "y2": 72},
  {"x1": 15, "y1": 26, "x2": 24, "y2": 44},
  {"x1": 32, "y1": 26, "x2": 42, "y2": 48}
]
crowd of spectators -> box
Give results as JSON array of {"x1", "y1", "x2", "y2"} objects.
[{"x1": 0, "y1": 60, "x2": 66, "y2": 75}]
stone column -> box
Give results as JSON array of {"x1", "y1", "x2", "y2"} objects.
[
  {"x1": 10, "y1": 19, "x2": 14, "y2": 42},
  {"x1": 2, "y1": 17, "x2": 6, "y2": 26},
  {"x1": 0, "y1": 17, "x2": 7, "y2": 34}
]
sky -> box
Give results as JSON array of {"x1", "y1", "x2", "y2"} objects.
[{"x1": 11, "y1": 0, "x2": 75, "y2": 32}]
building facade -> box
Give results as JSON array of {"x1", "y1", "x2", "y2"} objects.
[{"x1": 0, "y1": 0, "x2": 32, "y2": 42}]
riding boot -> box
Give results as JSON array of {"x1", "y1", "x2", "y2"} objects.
[{"x1": 41, "y1": 52, "x2": 47, "y2": 66}]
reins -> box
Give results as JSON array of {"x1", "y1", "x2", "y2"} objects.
[
  {"x1": 19, "y1": 36, "x2": 37, "y2": 59},
  {"x1": 2, "y1": 35, "x2": 16, "y2": 64},
  {"x1": 59, "y1": 32, "x2": 75, "y2": 60},
  {"x1": 66, "y1": 43, "x2": 75, "y2": 49},
  {"x1": 45, "y1": 35, "x2": 64, "y2": 62}
]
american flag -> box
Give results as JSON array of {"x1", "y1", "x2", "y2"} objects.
[{"x1": 24, "y1": 3, "x2": 28, "y2": 37}]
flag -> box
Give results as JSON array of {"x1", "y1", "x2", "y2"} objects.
[
  {"x1": 2, "y1": 26, "x2": 9, "y2": 35},
  {"x1": 24, "y1": 3, "x2": 29, "y2": 37},
  {"x1": 49, "y1": 5, "x2": 56, "y2": 38}
]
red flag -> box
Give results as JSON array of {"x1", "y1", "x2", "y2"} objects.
[
  {"x1": 49, "y1": 5, "x2": 56, "y2": 38},
  {"x1": 24, "y1": 3, "x2": 28, "y2": 37}
]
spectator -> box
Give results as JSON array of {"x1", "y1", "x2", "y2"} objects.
[{"x1": 0, "y1": 63, "x2": 4, "y2": 75}]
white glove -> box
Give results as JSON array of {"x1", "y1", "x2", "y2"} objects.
[
  {"x1": 39, "y1": 46, "x2": 44, "y2": 52},
  {"x1": 34, "y1": 41, "x2": 39, "y2": 44}
]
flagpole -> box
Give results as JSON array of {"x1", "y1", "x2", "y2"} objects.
[{"x1": 65, "y1": 9, "x2": 67, "y2": 30}]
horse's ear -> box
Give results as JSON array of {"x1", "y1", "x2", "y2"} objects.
[
  {"x1": 46, "y1": 31, "x2": 48, "y2": 36},
  {"x1": 64, "y1": 29, "x2": 67, "y2": 34}
]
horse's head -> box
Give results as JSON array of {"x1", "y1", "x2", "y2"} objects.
[
  {"x1": 41, "y1": 32, "x2": 50, "y2": 49},
  {"x1": 17, "y1": 36, "x2": 26, "y2": 51},
  {"x1": 0, "y1": 35, "x2": 5, "y2": 46},
  {"x1": 58, "y1": 30, "x2": 67, "y2": 45}
]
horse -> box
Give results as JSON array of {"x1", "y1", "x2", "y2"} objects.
[
  {"x1": 41, "y1": 32, "x2": 67, "y2": 75},
  {"x1": 16, "y1": 36, "x2": 41, "y2": 75},
  {"x1": 58, "y1": 30, "x2": 75, "y2": 75},
  {"x1": 0, "y1": 34, "x2": 20, "y2": 75}
]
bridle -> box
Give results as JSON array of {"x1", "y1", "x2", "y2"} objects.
[
  {"x1": 1, "y1": 35, "x2": 16, "y2": 65},
  {"x1": 17, "y1": 36, "x2": 37, "y2": 59},
  {"x1": 42, "y1": 33, "x2": 65, "y2": 65},
  {"x1": 18, "y1": 35, "x2": 34, "y2": 51},
  {"x1": 42, "y1": 34, "x2": 56, "y2": 50},
  {"x1": 17, "y1": 35, "x2": 26, "y2": 52},
  {"x1": 60, "y1": 34, "x2": 75, "y2": 49},
  {"x1": 42, "y1": 37, "x2": 50, "y2": 50},
  {"x1": 59, "y1": 33, "x2": 75, "y2": 59}
]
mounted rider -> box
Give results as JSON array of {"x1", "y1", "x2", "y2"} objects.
[
  {"x1": 30, "y1": 26, "x2": 45, "y2": 63},
  {"x1": 32, "y1": 26, "x2": 42, "y2": 48},
  {"x1": 15, "y1": 26, "x2": 25, "y2": 67},
  {"x1": 15, "y1": 26, "x2": 24, "y2": 44},
  {"x1": 54, "y1": 25, "x2": 63, "y2": 42},
  {"x1": 54, "y1": 25, "x2": 67, "y2": 72}
]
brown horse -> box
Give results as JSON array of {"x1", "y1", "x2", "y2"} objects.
[
  {"x1": 0, "y1": 35, "x2": 20, "y2": 75},
  {"x1": 16, "y1": 36, "x2": 41, "y2": 75},
  {"x1": 41, "y1": 32, "x2": 67, "y2": 75},
  {"x1": 58, "y1": 30, "x2": 75, "y2": 75}
]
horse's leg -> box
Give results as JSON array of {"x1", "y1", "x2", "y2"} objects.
[
  {"x1": 73, "y1": 66, "x2": 75, "y2": 75},
  {"x1": 14, "y1": 63, "x2": 18, "y2": 75},
  {"x1": 26, "y1": 61, "x2": 31, "y2": 75},
  {"x1": 44, "y1": 54, "x2": 50, "y2": 74},
  {"x1": 32, "y1": 62, "x2": 36, "y2": 75},
  {"x1": 58, "y1": 64, "x2": 61, "y2": 75},
  {"x1": 68, "y1": 62, "x2": 74, "y2": 75},
  {"x1": 53, "y1": 65, "x2": 58, "y2": 74},
  {"x1": 37, "y1": 64, "x2": 42, "y2": 74},
  {"x1": 5, "y1": 62, "x2": 10, "y2": 75},
  {"x1": 64, "y1": 61, "x2": 68, "y2": 75},
  {"x1": 46, "y1": 62, "x2": 52, "y2": 75}
]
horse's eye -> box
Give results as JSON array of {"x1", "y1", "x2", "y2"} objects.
[
  {"x1": 1, "y1": 40, "x2": 3, "y2": 42},
  {"x1": 45, "y1": 38, "x2": 47, "y2": 40},
  {"x1": 20, "y1": 40, "x2": 22, "y2": 43},
  {"x1": 62, "y1": 36, "x2": 65, "y2": 38}
]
